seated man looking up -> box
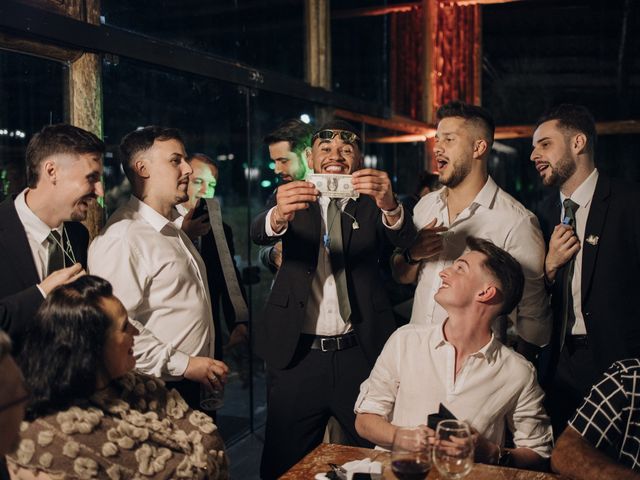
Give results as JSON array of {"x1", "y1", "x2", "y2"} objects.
[
  {"x1": 551, "y1": 358, "x2": 640, "y2": 480},
  {"x1": 355, "y1": 236, "x2": 553, "y2": 471}
]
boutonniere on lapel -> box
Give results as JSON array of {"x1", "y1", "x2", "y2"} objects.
[{"x1": 585, "y1": 234, "x2": 599, "y2": 246}]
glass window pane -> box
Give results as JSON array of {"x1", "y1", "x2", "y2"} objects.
[
  {"x1": 0, "y1": 50, "x2": 66, "y2": 200},
  {"x1": 101, "y1": 0, "x2": 305, "y2": 80},
  {"x1": 331, "y1": 1, "x2": 389, "y2": 105}
]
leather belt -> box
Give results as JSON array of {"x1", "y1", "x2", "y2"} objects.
[{"x1": 306, "y1": 332, "x2": 358, "y2": 352}]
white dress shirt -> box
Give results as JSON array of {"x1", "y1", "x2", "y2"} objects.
[
  {"x1": 14, "y1": 189, "x2": 63, "y2": 294},
  {"x1": 410, "y1": 177, "x2": 551, "y2": 347},
  {"x1": 265, "y1": 196, "x2": 404, "y2": 336},
  {"x1": 560, "y1": 168, "x2": 599, "y2": 335},
  {"x1": 88, "y1": 196, "x2": 213, "y2": 381},
  {"x1": 355, "y1": 323, "x2": 553, "y2": 457}
]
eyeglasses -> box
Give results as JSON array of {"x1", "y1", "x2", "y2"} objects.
[{"x1": 312, "y1": 129, "x2": 360, "y2": 145}]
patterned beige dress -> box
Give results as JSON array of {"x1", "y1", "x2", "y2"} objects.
[{"x1": 7, "y1": 372, "x2": 228, "y2": 479}]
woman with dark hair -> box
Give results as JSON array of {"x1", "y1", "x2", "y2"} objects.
[{"x1": 6, "y1": 275, "x2": 228, "y2": 480}]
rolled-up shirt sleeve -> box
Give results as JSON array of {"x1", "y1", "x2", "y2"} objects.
[
  {"x1": 505, "y1": 214, "x2": 552, "y2": 347},
  {"x1": 355, "y1": 331, "x2": 402, "y2": 420},
  {"x1": 88, "y1": 235, "x2": 189, "y2": 378},
  {"x1": 509, "y1": 364, "x2": 554, "y2": 457}
]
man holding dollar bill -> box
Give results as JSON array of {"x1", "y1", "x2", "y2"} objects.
[{"x1": 251, "y1": 119, "x2": 417, "y2": 479}]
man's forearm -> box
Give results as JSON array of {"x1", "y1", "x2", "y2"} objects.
[
  {"x1": 355, "y1": 413, "x2": 397, "y2": 449},
  {"x1": 510, "y1": 448, "x2": 548, "y2": 471},
  {"x1": 391, "y1": 250, "x2": 420, "y2": 284},
  {"x1": 552, "y1": 427, "x2": 640, "y2": 480}
]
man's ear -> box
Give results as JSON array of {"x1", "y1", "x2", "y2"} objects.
[
  {"x1": 477, "y1": 284, "x2": 500, "y2": 306},
  {"x1": 572, "y1": 133, "x2": 588, "y2": 156},
  {"x1": 42, "y1": 159, "x2": 57, "y2": 185},
  {"x1": 472, "y1": 139, "x2": 489, "y2": 159},
  {"x1": 133, "y1": 157, "x2": 150, "y2": 179},
  {"x1": 305, "y1": 147, "x2": 313, "y2": 170}
]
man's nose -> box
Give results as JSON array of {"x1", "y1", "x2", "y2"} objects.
[{"x1": 94, "y1": 180, "x2": 104, "y2": 198}]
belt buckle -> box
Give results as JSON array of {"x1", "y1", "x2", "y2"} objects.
[{"x1": 320, "y1": 337, "x2": 336, "y2": 352}]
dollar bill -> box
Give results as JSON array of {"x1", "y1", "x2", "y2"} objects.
[{"x1": 307, "y1": 173, "x2": 359, "y2": 199}]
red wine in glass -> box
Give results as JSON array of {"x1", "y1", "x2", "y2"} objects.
[{"x1": 391, "y1": 459, "x2": 430, "y2": 480}]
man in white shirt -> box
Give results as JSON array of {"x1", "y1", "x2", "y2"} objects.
[
  {"x1": 356, "y1": 236, "x2": 553, "y2": 471},
  {"x1": 88, "y1": 126, "x2": 228, "y2": 409},
  {"x1": 532, "y1": 104, "x2": 640, "y2": 434},
  {"x1": 0, "y1": 124, "x2": 104, "y2": 352},
  {"x1": 392, "y1": 100, "x2": 551, "y2": 358},
  {"x1": 250, "y1": 120, "x2": 417, "y2": 479}
]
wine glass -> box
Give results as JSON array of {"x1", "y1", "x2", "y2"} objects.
[
  {"x1": 390, "y1": 427, "x2": 431, "y2": 480},
  {"x1": 432, "y1": 420, "x2": 474, "y2": 479}
]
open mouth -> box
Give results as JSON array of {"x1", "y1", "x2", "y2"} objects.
[
  {"x1": 436, "y1": 157, "x2": 448, "y2": 172},
  {"x1": 323, "y1": 164, "x2": 347, "y2": 174},
  {"x1": 536, "y1": 162, "x2": 550, "y2": 174}
]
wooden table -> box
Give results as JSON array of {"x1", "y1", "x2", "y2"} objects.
[{"x1": 281, "y1": 443, "x2": 566, "y2": 480}]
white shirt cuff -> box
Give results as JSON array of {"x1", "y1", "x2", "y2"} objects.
[
  {"x1": 36, "y1": 284, "x2": 46, "y2": 298},
  {"x1": 265, "y1": 207, "x2": 288, "y2": 237},
  {"x1": 381, "y1": 204, "x2": 405, "y2": 230},
  {"x1": 166, "y1": 349, "x2": 191, "y2": 378}
]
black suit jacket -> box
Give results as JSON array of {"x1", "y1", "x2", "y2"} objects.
[
  {"x1": 0, "y1": 197, "x2": 89, "y2": 351},
  {"x1": 199, "y1": 223, "x2": 247, "y2": 359},
  {"x1": 251, "y1": 196, "x2": 417, "y2": 369},
  {"x1": 538, "y1": 175, "x2": 640, "y2": 372}
]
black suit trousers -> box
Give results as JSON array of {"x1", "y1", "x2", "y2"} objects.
[{"x1": 260, "y1": 340, "x2": 373, "y2": 479}]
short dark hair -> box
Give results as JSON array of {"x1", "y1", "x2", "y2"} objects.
[
  {"x1": 189, "y1": 152, "x2": 219, "y2": 170},
  {"x1": 18, "y1": 275, "x2": 115, "y2": 418},
  {"x1": 25, "y1": 124, "x2": 105, "y2": 188},
  {"x1": 436, "y1": 100, "x2": 495, "y2": 146},
  {"x1": 119, "y1": 126, "x2": 184, "y2": 183},
  {"x1": 263, "y1": 119, "x2": 313, "y2": 154},
  {"x1": 536, "y1": 104, "x2": 597, "y2": 156},
  {"x1": 466, "y1": 236, "x2": 524, "y2": 316}
]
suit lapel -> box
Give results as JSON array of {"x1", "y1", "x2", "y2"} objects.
[
  {"x1": 0, "y1": 198, "x2": 40, "y2": 287},
  {"x1": 581, "y1": 175, "x2": 610, "y2": 304}
]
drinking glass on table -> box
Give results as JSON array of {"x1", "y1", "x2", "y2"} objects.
[
  {"x1": 390, "y1": 427, "x2": 431, "y2": 480},
  {"x1": 432, "y1": 420, "x2": 474, "y2": 479}
]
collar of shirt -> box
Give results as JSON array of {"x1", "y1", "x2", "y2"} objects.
[
  {"x1": 14, "y1": 189, "x2": 63, "y2": 245},
  {"x1": 174, "y1": 203, "x2": 189, "y2": 229},
  {"x1": 431, "y1": 320, "x2": 500, "y2": 364},
  {"x1": 128, "y1": 196, "x2": 182, "y2": 234},
  {"x1": 560, "y1": 168, "x2": 599, "y2": 211},
  {"x1": 436, "y1": 176, "x2": 499, "y2": 221}
]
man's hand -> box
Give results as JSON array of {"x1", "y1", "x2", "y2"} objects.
[
  {"x1": 270, "y1": 241, "x2": 283, "y2": 269},
  {"x1": 270, "y1": 181, "x2": 318, "y2": 233},
  {"x1": 395, "y1": 425, "x2": 435, "y2": 450},
  {"x1": 224, "y1": 324, "x2": 249, "y2": 351},
  {"x1": 545, "y1": 223, "x2": 580, "y2": 282},
  {"x1": 408, "y1": 219, "x2": 448, "y2": 261},
  {"x1": 181, "y1": 207, "x2": 211, "y2": 241},
  {"x1": 38, "y1": 263, "x2": 85, "y2": 295},
  {"x1": 184, "y1": 356, "x2": 229, "y2": 388},
  {"x1": 470, "y1": 427, "x2": 500, "y2": 464},
  {"x1": 352, "y1": 168, "x2": 397, "y2": 211}
]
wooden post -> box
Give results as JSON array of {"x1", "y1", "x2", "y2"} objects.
[
  {"x1": 305, "y1": 0, "x2": 331, "y2": 89},
  {"x1": 66, "y1": 0, "x2": 103, "y2": 238}
]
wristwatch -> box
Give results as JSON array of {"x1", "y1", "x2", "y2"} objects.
[
  {"x1": 497, "y1": 446, "x2": 513, "y2": 467},
  {"x1": 403, "y1": 248, "x2": 421, "y2": 265}
]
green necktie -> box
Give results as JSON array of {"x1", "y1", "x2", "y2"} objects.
[
  {"x1": 47, "y1": 230, "x2": 64, "y2": 275},
  {"x1": 560, "y1": 198, "x2": 579, "y2": 347},
  {"x1": 328, "y1": 199, "x2": 351, "y2": 323}
]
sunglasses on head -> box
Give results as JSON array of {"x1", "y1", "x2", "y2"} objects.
[{"x1": 312, "y1": 129, "x2": 360, "y2": 145}]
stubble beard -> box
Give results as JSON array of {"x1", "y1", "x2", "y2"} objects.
[
  {"x1": 440, "y1": 159, "x2": 471, "y2": 189},
  {"x1": 544, "y1": 151, "x2": 577, "y2": 188}
]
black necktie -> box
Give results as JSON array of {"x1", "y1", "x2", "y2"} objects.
[
  {"x1": 47, "y1": 230, "x2": 64, "y2": 275},
  {"x1": 328, "y1": 199, "x2": 351, "y2": 323},
  {"x1": 560, "y1": 198, "x2": 579, "y2": 347}
]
